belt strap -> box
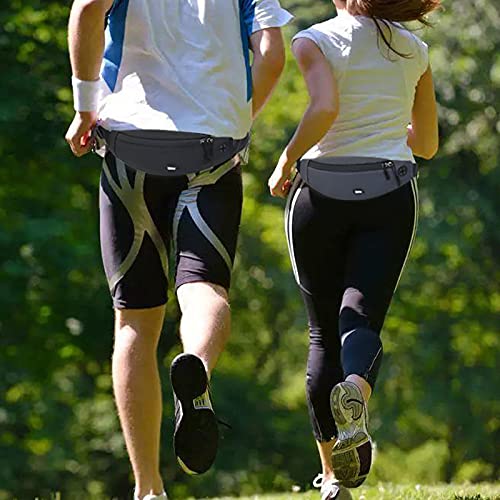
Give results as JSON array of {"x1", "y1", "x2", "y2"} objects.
[
  {"x1": 93, "y1": 126, "x2": 249, "y2": 176},
  {"x1": 302, "y1": 157, "x2": 417, "y2": 174}
]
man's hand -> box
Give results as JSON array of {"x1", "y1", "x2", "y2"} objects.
[
  {"x1": 65, "y1": 0, "x2": 111, "y2": 157},
  {"x1": 268, "y1": 154, "x2": 294, "y2": 198},
  {"x1": 65, "y1": 111, "x2": 97, "y2": 157}
]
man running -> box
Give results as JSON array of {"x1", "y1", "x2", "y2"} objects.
[{"x1": 65, "y1": 1, "x2": 292, "y2": 498}]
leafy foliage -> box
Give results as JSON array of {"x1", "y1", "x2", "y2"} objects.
[{"x1": 0, "y1": 0, "x2": 498, "y2": 498}]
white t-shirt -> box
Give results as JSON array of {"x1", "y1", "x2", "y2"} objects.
[
  {"x1": 294, "y1": 11, "x2": 429, "y2": 161},
  {"x1": 97, "y1": 0, "x2": 292, "y2": 139}
]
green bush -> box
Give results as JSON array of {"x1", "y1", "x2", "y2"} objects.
[
  {"x1": 454, "y1": 460, "x2": 495, "y2": 484},
  {"x1": 370, "y1": 440, "x2": 450, "y2": 484}
]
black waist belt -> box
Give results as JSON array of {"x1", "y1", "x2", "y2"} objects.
[
  {"x1": 95, "y1": 126, "x2": 250, "y2": 177},
  {"x1": 297, "y1": 156, "x2": 418, "y2": 201}
]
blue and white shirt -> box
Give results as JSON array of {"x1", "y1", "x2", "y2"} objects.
[{"x1": 97, "y1": 0, "x2": 292, "y2": 139}]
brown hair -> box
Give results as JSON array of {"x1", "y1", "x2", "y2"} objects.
[{"x1": 346, "y1": 0, "x2": 441, "y2": 58}]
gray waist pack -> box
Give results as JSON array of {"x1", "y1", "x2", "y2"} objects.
[
  {"x1": 297, "y1": 156, "x2": 418, "y2": 201},
  {"x1": 95, "y1": 126, "x2": 250, "y2": 176}
]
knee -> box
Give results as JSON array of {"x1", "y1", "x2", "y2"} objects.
[
  {"x1": 114, "y1": 306, "x2": 164, "y2": 348},
  {"x1": 339, "y1": 287, "x2": 369, "y2": 333},
  {"x1": 177, "y1": 281, "x2": 230, "y2": 315}
]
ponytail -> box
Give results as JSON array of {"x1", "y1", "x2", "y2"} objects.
[{"x1": 346, "y1": 0, "x2": 441, "y2": 58}]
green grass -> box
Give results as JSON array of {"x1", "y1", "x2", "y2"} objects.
[
  {"x1": 29, "y1": 483, "x2": 500, "y2": 500},
  {"x1": 211, "y1": 482, "x2": 500, "y2": 500}
]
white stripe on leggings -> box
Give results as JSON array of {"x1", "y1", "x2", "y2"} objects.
[
  {"x1": 284, "y1": 176, "x2": 307, "y2": 291},
  {"x1": 393, "y1": 177, "x2": 419, "y2": 291}
]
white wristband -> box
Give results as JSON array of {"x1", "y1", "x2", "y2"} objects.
[{"x1": 71, "y1": 76, "x2": 102, "y2": 112}]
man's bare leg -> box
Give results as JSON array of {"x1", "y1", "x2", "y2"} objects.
[
  {"x1": 113, "y1": 305, "x2": 166, "y2": 498},
  {"x1": 168, "y1": 281, "x2": 231, "y2": 475},
  {"x1": 177, "y1": 281, "x2": 231, "y2": 375}
]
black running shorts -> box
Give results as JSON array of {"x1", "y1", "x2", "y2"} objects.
[{"x1": 99, "y1": 151, "x2": 243, "y2": 309}]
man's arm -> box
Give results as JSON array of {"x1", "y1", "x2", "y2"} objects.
[
  {"x1": 65, "y1": 0, "x2": 113, "y2": 157},
  {"x1": 250, "y1": 27, "x2": 285, "y2": 119}
]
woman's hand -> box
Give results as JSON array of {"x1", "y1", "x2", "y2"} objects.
[{"x1": 268, "y1": 155, "x2": 295, "y2": 198}]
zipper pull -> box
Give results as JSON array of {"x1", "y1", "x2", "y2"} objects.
[
  {"x1": 383, "y1": 161, "x2": 393, "y2": 180},
  {"x1": 200, "y1": 137, "x2": 214, "y2": 161}
]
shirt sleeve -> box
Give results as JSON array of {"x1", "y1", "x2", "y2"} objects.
[
  {"x1": 418, "y1": 39, "x2": 429, "y2": 76},
  {"x1": 241, "y1": 0, "x2": 293, "y2": 35},
  {"x1": 292, "y1": 27, "x2": 328, "y2": 54},
  {"x1": 407, "y1": 32, "x2": 429, "y2": 77},
  {"x1": 293, "y1": 25, "x2": 344, "y2": 60}
]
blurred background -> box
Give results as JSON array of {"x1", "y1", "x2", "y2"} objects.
[{"x1": 0, "y1": 0, "x2": 499, "y2": 498}]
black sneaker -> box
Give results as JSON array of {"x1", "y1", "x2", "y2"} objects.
[
  {"x1": 170, "y1": 353, "x2": 218, "y2": 475},
  {"x1": 330, "y1": 381, "x2": 372, "y2": 488}
]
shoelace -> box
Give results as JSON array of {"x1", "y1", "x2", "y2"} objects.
[
  {"x1": 217, "y1": 417, "x2": 232, "y2": 430},
  {"x1": 313, "y1": 474, "x2": 324, "y2": 488},
  {"x1": 206, "y1": 384, "x2": 232, "y2": 432},
  {"x1": 312, "y1": 474, "x2": 341, "y2": 500}
]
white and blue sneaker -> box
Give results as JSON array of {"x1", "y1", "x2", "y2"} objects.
[
  {"x1": 312, "y1": 474, "x2": 353, "y2": 500},
  {"x1": 330, "y1": 381, "x2": 372, "y2": 488}
]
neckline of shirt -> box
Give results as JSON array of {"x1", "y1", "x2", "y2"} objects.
[{"x1": 336, "y1": 9, "x2": 371, "y2": 20}]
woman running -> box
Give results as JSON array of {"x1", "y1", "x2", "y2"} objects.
[{"x1": 268, "y1": 0, "x2": 439, "y2": 498}]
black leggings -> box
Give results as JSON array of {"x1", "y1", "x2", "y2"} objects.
[{"x1": 285, "y1": 176, "x2": 418, "y2": 442}]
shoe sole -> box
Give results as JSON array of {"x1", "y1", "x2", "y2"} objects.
[
  {"x1": 170, "y1": 353, "x2": 218, "y2": 475},
  {"x1": 330, "y1": 382, "x2": 372, "y2": 488}
]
